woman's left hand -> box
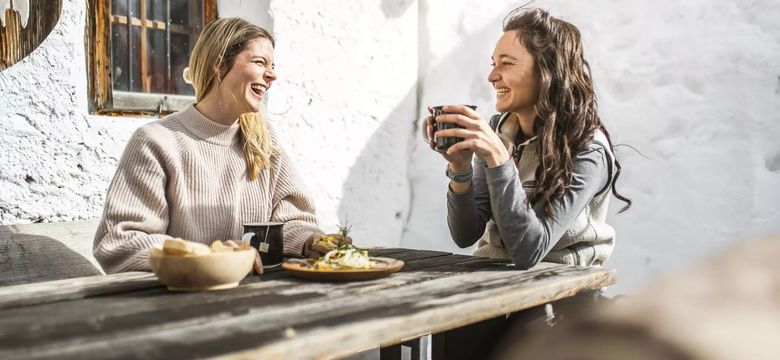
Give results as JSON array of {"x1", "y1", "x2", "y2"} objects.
[{"x1": 434, "y1": 105, "x2": 511, "y2": 167}]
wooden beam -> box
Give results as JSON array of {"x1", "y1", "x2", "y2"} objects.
[
  {"x1": 139, "y1": 0, "x2": 148, "y2": 92},
  {"x1": 86, "y1": 0, "x2": 112, "y2": 112},
  {"x1": 204, "y1": 0, "x2": 218, "y2": 25}
]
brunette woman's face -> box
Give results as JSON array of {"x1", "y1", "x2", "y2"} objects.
[
  {"x1": 217, "y1": 37, "x2": 277, "y2": 114},
  {"x1": 488, "y1": 31, "x2": 540, "y2": 114}
]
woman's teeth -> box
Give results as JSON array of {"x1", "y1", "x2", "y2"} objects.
[
  {"x1": 496, "y1": 88, "x2": 510, "y2": 95},
  {"x1": 250, "y1": 85, "x2": 265, "y2": 95}
]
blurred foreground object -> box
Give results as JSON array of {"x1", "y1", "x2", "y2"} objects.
[{"x1": 497, "y1": 236, "x2": 780, "y2": 360}]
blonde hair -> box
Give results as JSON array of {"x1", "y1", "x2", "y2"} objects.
[{"x1": 188, "y1": 18, "x2": 276, "y2": 180}]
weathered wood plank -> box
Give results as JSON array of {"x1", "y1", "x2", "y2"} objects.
[
  {"x1": 366, "y1": 247, "x2": 411, "y2": 257},
  {"x1": 0, "y1": 0, "x2": 61, "y2": 70},
  {"x1": 0, "y1": 254, "x2": 498, "y2": 339},
  {"x1": 86, "y1": 0, "x2": 111, "y2": 111},
  {"x1": 402, "y1": 254, "x2": 497, "y2": 271},
  {"x1": 0, "y1": 258, "x2": 480, "y2": 341},
  {"x1": 217, "y1": 266, "x2": 615, "y2": 360},
  {"x1": 0, "y1": 272, "x2": 159, "y2": 309},
  {"x1": 0, "y1": 262, "x2": 615, "y2": 360},
  {"x1": 0, "y1": 253, "x2": 508, "y2": 341},
  {"x1": 373, "y1": 248, "x2": 452, "y2": 262}
]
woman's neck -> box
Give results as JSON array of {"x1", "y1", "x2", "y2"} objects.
[
  {"x1": 195, "y1": 94, "x2": 240, "y2": 126},
  {"x1": 509, "y1": 107, "x2": 537, "y2": 138}
]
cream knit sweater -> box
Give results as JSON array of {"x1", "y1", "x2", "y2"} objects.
[{"x1": 93, "y1": 104, "x2": 321, "y2": 273}]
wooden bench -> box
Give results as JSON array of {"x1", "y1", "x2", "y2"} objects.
[{"x1": 0, "y1": 221, "x2": 103, "y2": 286}]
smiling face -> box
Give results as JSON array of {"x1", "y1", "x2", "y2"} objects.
[
  {"x1": 214, "y1": 37, "x2": 277, "y2": 116},
  {"x1": 488, "y1": 31, "x2": 540, "y2": 114}
]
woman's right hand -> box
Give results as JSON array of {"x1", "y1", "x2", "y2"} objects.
[{"x1": 423, "y1": 108, "x2": 473, "y2": 169}]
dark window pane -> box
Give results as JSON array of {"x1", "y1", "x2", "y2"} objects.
[
  {"x1": 129, "y1": 0, "x2": 140, "y2": 18},
  {"x1": 189, "y1": 0, "x2": 204, "y2": 32},
  {"x1": 171, "y1": 0, "x2": 203, "y2": 26},
  {"x1": 170, "y1": 0, "x2": 195, "y2": 26},
  {"x1": 146, "y1": 0, "x2": 166, "y2": 23},
  {"x1": 111, "y1": 24, "x2": 129, "y2": 91},
  {"x1": 170, "y1": 32, "x2": 194, "y2": 95},
  {"x1": 112, "y1": 0, "x2": 127, "y2": 16},
  {"x1": 146, "y1": 29, "x2": 169, "y2": 93},
  {"x1": 130, "y1": 26, "x2": 141, "y2": 92},
  {"x1": 109, "y1": 0, "x2": 205, "y2": 97}
]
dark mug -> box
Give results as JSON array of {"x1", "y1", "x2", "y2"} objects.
[
  {"x1": 431, "y1": 105, "x2": 477, "y2": 151},
  {"x1": 241, "y1": 222, "x2": 284, "y2": 269}
]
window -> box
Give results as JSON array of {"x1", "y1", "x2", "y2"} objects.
[{"x1": 87, "y1": 0, "x2": 217, "y2": 115}]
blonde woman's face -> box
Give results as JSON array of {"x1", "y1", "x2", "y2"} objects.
[
  {"x1": 488, "y1": 31, "x2": 540, "y2": 114},
  {"x1": 217, "y1": 37, "x2": 277, "y2": 114}
]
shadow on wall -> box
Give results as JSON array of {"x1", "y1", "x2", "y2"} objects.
[
  {"x1": 338, "y1": 6, "x2": 518, "y2": 251},
  {"x1": 0, "y1": 233, "x2": 102, "y2": 286},
  {"x1": 401, "y1": 9, "x2": 512, "y2": 252},
  {"x1": 381, "y1": 0, "x2": 415, "y2": 19},
  {"x1": 336, "y1": 89, "x2": 417, "y2": 248}
]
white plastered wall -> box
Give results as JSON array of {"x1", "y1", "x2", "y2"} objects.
[{"x1": 1, "y1": 0, "x2": 778, "y2": 294}]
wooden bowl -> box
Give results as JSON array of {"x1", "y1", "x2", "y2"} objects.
[{"x1": 149, "y1": 249, "x2": 255, "y2": 291}]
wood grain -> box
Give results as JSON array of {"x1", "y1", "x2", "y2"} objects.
[
  {"x1": 0, "y1": 272, "x2": 159, "y2": 310},
  {"x1": 0, "y1": 253, "x2": 615, "y2": 360},
  {"x1": 86, "y1": 0, "x2": 111, "y2": 112},
  {"x1": 0, "y1": 0, "x2": 61, "y2": 71}
]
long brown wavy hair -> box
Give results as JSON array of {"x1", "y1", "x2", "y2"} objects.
[
  {"x1": 189, "y1": 18, "x2": 276, "y2": 180},
  {"x1": 504, "y1": 8, "x2": 631, "y2": 217}
]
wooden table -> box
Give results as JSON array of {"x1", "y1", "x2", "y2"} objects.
[{"x1": 0, "y1": 248, "x2": 615, "y2": 360}]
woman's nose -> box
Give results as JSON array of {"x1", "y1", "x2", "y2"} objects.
[
  {"x1": 265, "y1": 68, "x2": 277, "y2": 82},
  {"x1": 487, "y1": 68, "x2": 499, "y2": 83}
]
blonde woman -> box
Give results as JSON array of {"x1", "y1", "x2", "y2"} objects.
[{"x1": 94, "y1": 18, "x2": 324, "y2": 274}]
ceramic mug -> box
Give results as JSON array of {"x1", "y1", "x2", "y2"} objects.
[
  {"x1": 430, "y1": 105, "x2": 478, "y2": 151},
  {"x1": 241, "y1": 222, "x2": 284, "y2": 268}
]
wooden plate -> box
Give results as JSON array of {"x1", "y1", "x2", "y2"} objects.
[{"x1": 281, "y1": 257, "x2": 404, "y2": 282}]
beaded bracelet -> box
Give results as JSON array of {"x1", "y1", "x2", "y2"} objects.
[{"x1": 446, "y1": 165, "x2": 473, "y2": 183}]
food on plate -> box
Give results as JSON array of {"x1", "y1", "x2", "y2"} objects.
[
  {"x1": 312, "y1": 224, "x2": 353, "y2": 252},
  {"x1": 157, "y1": 238, "x2": 247, "y2": 256},
  {"x1": 294, "y1": 224, "x2": 390, "y2": 272},
  {"x1": 310, "y1": 244, "x2": 379, "y2": 271}
]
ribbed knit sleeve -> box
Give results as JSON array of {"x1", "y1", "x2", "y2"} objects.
[
  {"x1": 269, "y1": 140, "x2": 322, "y2": 257},
  {"x1": 93, "y1": 126, "x2": 171, "y2": 273}
]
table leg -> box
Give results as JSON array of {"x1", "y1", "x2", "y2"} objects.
[
  {"x1": 403, "y1": 338, "x2": 421, "y2": 359},
  {"x1": 379, "y1": 337, "x2": 424, "y2": 360},
  {"x1": 379, "y1": 345, "x2": 401, "y2": 360},
  {"x1": 431, "y1": 315, "x2": 509, "y2": 360}
]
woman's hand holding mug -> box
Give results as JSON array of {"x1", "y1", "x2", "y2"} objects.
[{"x1": 424, "y1": 105, "x2": 510, "y2": 168}]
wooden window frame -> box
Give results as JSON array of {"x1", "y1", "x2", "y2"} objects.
[{"x1": 86, "y1": 0, "x2": 217, "y2": 116}]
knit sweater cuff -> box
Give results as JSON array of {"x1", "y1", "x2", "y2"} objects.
[{"x1": 283, "y1": 223, "x2": 322, "y2": 257}]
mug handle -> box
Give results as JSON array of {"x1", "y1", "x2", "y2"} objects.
[
  {"x1": 423, "y1": 115, "x2": 436, "y2": 147},
  {"x1": 241, "y1": 232, "x2": 255, "y2": 245}
]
